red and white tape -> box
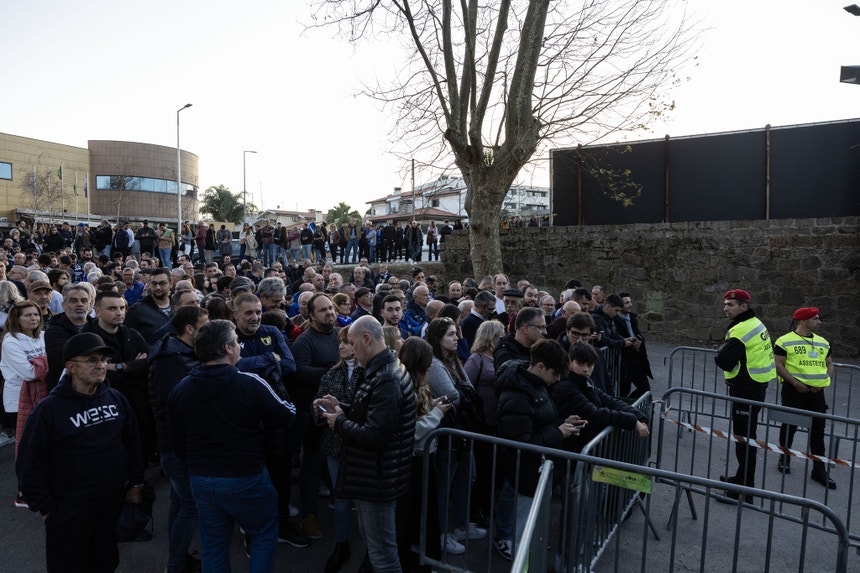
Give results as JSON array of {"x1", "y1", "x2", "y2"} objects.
[{"x1": 660, "y1": 411, "x2": 860, "y2": 470}]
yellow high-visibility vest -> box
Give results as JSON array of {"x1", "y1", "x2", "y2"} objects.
[{"x1": 725, "y1": 317, "x2": 776, "y2": 383}]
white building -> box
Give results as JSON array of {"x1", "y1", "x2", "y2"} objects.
[{"x1": 365, "y1": 175, "x2": 550, "y2": 223}]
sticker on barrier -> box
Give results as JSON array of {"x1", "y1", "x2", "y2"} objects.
[
  {"x1": 592, "y1": 465, "x2": 653, "y2": 493},
  {"x1": 660, "y1": 411, "x2": 860, "y2": 470}
]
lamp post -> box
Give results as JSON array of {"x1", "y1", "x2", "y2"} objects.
[
  {"x1": 176, "y1": 103, "x2": 192, "y2": 235},
  {"x1": 243, "y1": 150, "x2": 257, "y2": 224}
]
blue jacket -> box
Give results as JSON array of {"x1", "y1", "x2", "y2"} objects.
[
  {"x1": 236, "y1": 325, "x2": 296, "y2": 398},
  {"x1": 168, "y1": 363, "x2": 296, "y2": 477}
]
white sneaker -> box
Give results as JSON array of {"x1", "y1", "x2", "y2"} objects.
[
  {"x1": 441, "y1": 533, "x2": 465, "y2": 555},
  {"x1": 452, "y1": 522, "x2": 487, "y2": 541},
  {"x1": 495, "y1": 537, "x2": 512, "y2": 561},
  {"x1": 0, "y1": 434, "x2": 14, "y2": 448},
  {"x1": 289, "y1": 504, "x2": 299, "y2": 517}
]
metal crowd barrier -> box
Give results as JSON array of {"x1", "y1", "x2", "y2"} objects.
[
  {"x1": 665, "y1": 346, "x2": 860, "y2": 429},
  {"x1": 656, "y1": 387, "x2": 860, "y2": 551},
  {"x1": 599, "y1": 345, "x2": 622, "y2": 397},
  {"x1": 416, "y1": 425, "x2": 851, "y2": 572}
]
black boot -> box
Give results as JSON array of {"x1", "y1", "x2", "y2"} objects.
[
  {"x1": 777, "y1": 454, "x2": 791, "y2": 474},
  {"x1": 324, "y1": 541, "x2": 351, "y2": 573}
]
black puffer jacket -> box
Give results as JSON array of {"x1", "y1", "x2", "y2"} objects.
[
  {"x1": 496, "y1": 359, "x2": 563, "y2": 496},
  {"x1": 550, "y1": 372, "x2": 647, "y2": 453},
  {"x1": 334, "y1": 349, "x2": 415, "y2": 501},
  {"x1": 493, "y1": 333, "x2": 530, "y2": 371}
]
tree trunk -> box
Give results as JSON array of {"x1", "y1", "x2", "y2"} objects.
[{"x1": 463, "y1": 167, "x2": 520, "y2": 278}]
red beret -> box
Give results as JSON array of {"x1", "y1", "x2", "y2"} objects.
[
  {"x1": 793, "y1": 307, "x2": 819, "y2": 321},
  {"x1": 724, "y1": 289, "x2": 751, "y2": 302}
]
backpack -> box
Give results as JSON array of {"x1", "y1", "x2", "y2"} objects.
[{"x1": 114, "y1": 230, "x2": 130, "y2": 249}]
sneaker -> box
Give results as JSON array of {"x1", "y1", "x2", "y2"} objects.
[
  {"x1": 278, "y1": 525, "x2": 311, "y2": 548},
  {"x1": 301, "y1": 513, "x2": 323, "y2": 540},
  {"x1": 777, "y1": 455, "x2": 791, "y2": 475},
  {"x1": 13, "y1": 494, "x2": 28, "y2": 509},
  {"x1": 441, "y1": 533, "x2": 465, "y2": 555},
  {"x1": 0, "y1": 433, "x2": 15, "y2": 448},
  {"x1": 289, "y1": 504, "x2": 300, "y2": 518},
  {"x1": 318, "y1": 483, "x2": 331, "y2": 498},
  {"x1": 494, "y1": 537, "x2": 512, "y2": 561},
  {"x1": 452, "y1": 522, "x2": 487, "y2": 541}
]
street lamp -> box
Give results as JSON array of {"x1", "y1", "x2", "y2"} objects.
[
  {"x1": 176, "y1": 103, "x2": 192, "y2": 235},
  {"x1": 243, "y1": 150, "x2": 257, "y2": 224}
]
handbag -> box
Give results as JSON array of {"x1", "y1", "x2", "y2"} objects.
[{"x1": 116, "y1": 482, "x2": 156, "y2": 543}]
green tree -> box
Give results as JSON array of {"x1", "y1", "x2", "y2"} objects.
[
  {"x1": 311, "y1": 0, "x2": 694, "y2": 277},
  {"x1": 325, "y1": 202, "x2": 361, "y2": 226},
  {"x1": 200, "y1": 185, "x2": 256, "y2": 223}
]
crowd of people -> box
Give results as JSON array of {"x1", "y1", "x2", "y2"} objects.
[{"x1": 17, "y1": 216, "x2": 824, "y2": 573}]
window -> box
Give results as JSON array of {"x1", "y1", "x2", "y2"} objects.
[
  {"x1": 96, "y1": 174, "x2": 196, "y2": 196},
  {"x1": 0, "y1": 162, "x2": 11, "y2": 180},
  {"x1": 431, "y1": 198, "x2": 440, "y2": 207}
]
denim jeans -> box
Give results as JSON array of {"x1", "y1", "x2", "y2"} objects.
[
  {"x1": 159, "y1": 248, "x2": 172, "y2": 268},
  {"x1": 494, "y1": 480, "x2": 533, "y2": 548},
  {"x1": 346, "y1": 239, "x2": 358, "y2": 263},
  {"x1": 161, "y1": 451, "x2": 197, "y2": 573},
  {"x1": 435, "y1": 448, "x2": 474, "y2": 531},
  {"x1": 355, "y1": 499, "x2": 401, "y2": 573},
  {"x1": 190, "y1": 468, "x2": 279, "y2": 573},
  {"x1": 262, "y1": 244, "x2": 277, "y2": 267},
  {"x1": 326, "y1": 456, "x2": 352, "y2": 543},
  {"x1": 301, "y1": 244, "x2": 312, "y2": 261}
]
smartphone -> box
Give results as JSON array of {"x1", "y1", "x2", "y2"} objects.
[
  {"x1": 318, "y1": 404, "x2": 328, "y2": 414},
  {"x1": 441, "y1": 396, "x2": 454, "y2": 404},
  {"x1": 572, "y1": 420, "x2": 587, "y2": 428}
]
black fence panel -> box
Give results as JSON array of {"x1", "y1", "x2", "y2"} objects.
[{"x1": 551, "y1": 119, "x2": 860, "y2": 225}]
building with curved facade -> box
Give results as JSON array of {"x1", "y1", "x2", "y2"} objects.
[{"x1": 0, "y1": 132, "x2": 198, "y2": 225}]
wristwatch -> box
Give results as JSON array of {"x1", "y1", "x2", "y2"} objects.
[{"x1": 115, "y1": 363, "x2": 124, "y2": 372}]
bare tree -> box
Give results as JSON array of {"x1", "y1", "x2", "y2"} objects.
[
  {"x1": 18, "y1": 166, "x2": 64, "y2": 222},
  {"x1": 311, "y1": 0, "x2": 695, "y2": 276}
]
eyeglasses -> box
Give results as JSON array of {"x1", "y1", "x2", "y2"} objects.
[
  {"x1": 71, "y1": 356, "x2": 112, "y2": 366},
  {"x1": 568, "y1": 330, "x2": 592, "y2": 338},
  {"x1": 527, "y1": 323, "x2": 547, "y2": 332}
]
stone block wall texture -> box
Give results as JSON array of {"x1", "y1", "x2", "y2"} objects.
[{"x1": 441, "y1": 217, "x2": 860, "y2": 357}]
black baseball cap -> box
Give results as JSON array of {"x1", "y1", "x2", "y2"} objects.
[{"x1": 63, "y1": 333, "x2": 112, "y2": 362}]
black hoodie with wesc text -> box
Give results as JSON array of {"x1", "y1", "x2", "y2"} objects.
[{"x1": 15, "y1": 375, "x2": 144, "y2": 517}]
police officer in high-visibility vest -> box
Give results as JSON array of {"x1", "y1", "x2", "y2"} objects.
[
  {"x1": 714, "y1": 289, "x2": 776, "y2": 501},
  {"x1": 774, "y1": 307, "x2": 836, "y2": 489}
]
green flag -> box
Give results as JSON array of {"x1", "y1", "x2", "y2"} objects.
[{"x1": 57, "y1": 166, "x2": 63, "y2": 179}]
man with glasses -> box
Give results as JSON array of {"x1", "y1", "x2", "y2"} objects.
[
  {"x1": 17, "y1": 332, "x2": 145, "y2": 573},
  {"x1": 494, "y1": 307, "x2": 546, "y2": 370},
  {"x1": 561, "y1": 312, "x2": 611, "y2": 394}
]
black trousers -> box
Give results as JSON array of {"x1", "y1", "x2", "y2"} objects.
[
  {"x1": 779, "y1": 382, "x2": 828, "y2": 473},
  {"x1": 46, "y1": 493, "x2": 124, "y2": 573},
  {"x1": 728, "y1": 383, "x2": 767, "y2": 486}
]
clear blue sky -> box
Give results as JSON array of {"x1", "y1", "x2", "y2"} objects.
[{"x1": 2, "y1": 1, "x2": 857, "y2": 214}]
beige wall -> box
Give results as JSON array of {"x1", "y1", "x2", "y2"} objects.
[
  {"x1": 0, "y1": 133, "x2": 90, "y2": 221},
  {"x1": 0, "y1": 133, "x2": 198, "y2": 225}
]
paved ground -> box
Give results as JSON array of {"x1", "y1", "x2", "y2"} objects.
[{"x1": 0, "y1": 340, "x2": 856, "y2": 572}]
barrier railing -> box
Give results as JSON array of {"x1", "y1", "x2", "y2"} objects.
[
  {"x1": 599, "y1": 345, "x2": 622, "y2": 397},
  {"x1": 656, "y1": 387, "x2": 860, "y2": 550},
  {"x1": 665, "y1": 346, "x2": 860, "y2": 430},
  {"x1": 418, "y1": 426, "x2": 852, "y2": 572}
]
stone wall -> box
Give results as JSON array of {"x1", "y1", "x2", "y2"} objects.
[{"x1": 441, "y1": 217, "x2": 860, "y2": 357}]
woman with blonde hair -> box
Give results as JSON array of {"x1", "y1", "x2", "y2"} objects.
[
  {"x1": 463, "y1": 319, "x2": 505, "y2": 526},
  {"x1": 0, "y1": 280, "x2": 25, "y2": 328},
  {"x1": 315, "y1": 326, "x2": 360, "y2": 573}
]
